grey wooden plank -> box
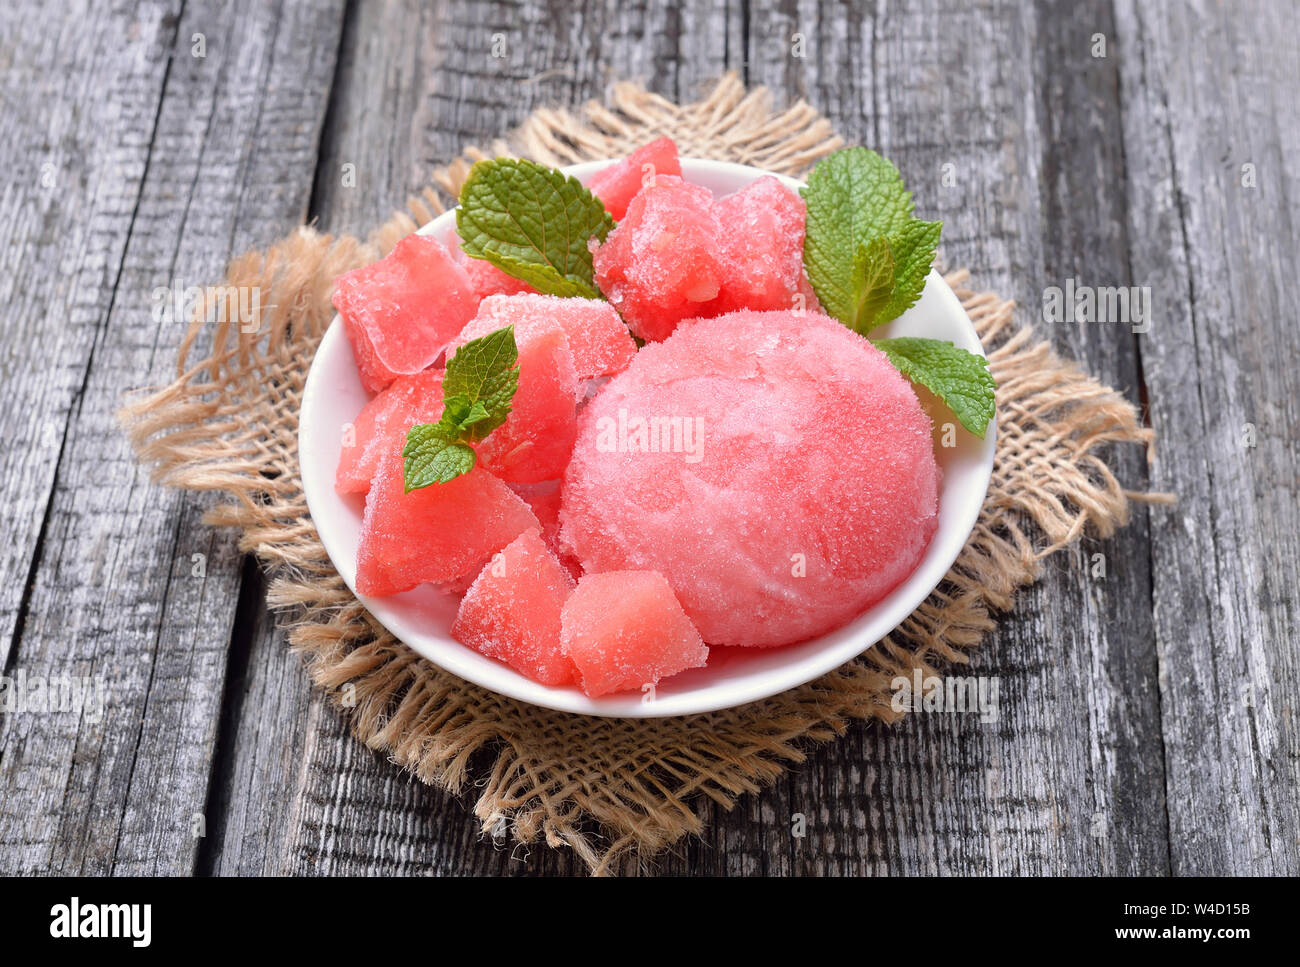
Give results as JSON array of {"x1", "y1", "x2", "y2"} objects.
[
  {"x1": 208, "y1": 0, "x2": 740, "y2": 876},
  {"x1": 0, "y1": 0, "x2": 188, "y2": 873},
  {"x1": 1113, "y1": 0, "x2": 1300, "y2": 875},
  {"x1": 1028, "y1": 0, "x2": 1167, "y2": 877},
  {"x1": 0, "y1": 0, "x2": 346, "y2": 875},
  {"x1": 0, "y1": 0, "x2": 175, "y2": 668}
]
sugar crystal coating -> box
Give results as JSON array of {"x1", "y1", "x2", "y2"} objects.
[
  {"x1": 515, "y1": 483, "x2": 584, "y2": 580},
  {"x1": 591, "y1": 176, "x2": 726, "y2": 342},
  {"x1": 447, "y1": 293, "x2": 636, "y2": 381},
  {"x1": 452, "y1": 530, "x2": 577, "y2": 685},
  {"x1": 712, "y1": 176, "x2": 816, "y2": 314},
  {"x1": 559, "y1": 570, "x2": 707, "y2": 697},
  {"x1": 560, "y1": 309, "x2": 940, "y2": 647},
  {"x1": 591, "y1": 175, "x2": 812, "y2": 342},
  {"x1": 333, "y1": 234, "x2": 479, "y2": 392}
]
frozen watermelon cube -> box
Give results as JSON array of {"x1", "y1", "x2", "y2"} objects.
[
  {"x1": 333, "y1": 234, "x2": 479, "y2": 393},
  {"x1": 584, "y1": 137, "x2": 683, "y2": 221},
  {"x1": 476, "y1": 325, "x2": 580, "y2": 484},
  {"x1": 560, "y1": 570, "x2": 708, "y2": 697},
  {"x1": 591, "y1": 175, "x2": 726, "y2": 342},
  {"x1": 355, "y1": 449, "x2": 539, "y2": 596},
  {"x1": 335, "y1": 368, "x2": 445, "y2": 495},
  {"x1": 448, "y1": 294, "x2": 636, "y2": 381},
  {"x1": 451, "y1": 530, "x2": 577, "y2": 686},
  {"x1": 714, "y1": 176, "x2": 811, "y2": 313},
  {"x1": 592, "y1": 174, "x2": 817, "y2": 341}
]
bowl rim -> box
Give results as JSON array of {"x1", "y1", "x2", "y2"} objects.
[{"x1": 299, "y1": 156, "x2": 996, "y2": 717}]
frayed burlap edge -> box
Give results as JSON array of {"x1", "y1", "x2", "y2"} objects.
[{"x1": 120, "y1": 73, "x2": 1168, "y2": 875}]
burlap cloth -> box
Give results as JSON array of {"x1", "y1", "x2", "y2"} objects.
[{"x1": 122, "y1": 74, "x2": 1163, "y2": 875}]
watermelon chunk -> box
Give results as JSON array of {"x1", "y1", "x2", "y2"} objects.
[
  {"x1": 451, "y1": 530, "x2": 577, "y2": 686},
  {"x1": 713, "y1": 176, "x2": 812, "y2": 313},
  {"x1": 591, "y1": 174, "x2": 813, "y2": 341},
  {"x1": 559, "y1": 570, "x2": 708, "y2": 697},
  {"x1": 355, "y1": 449, "x2": 539, "y2": 596},
  {"x1": 475, "y1": 325, "x2": 580, "y2": 484},
  {"x1": 335, "y1": 368, "x2": 445, "y2": 495},
  {"x1": 592, "y1": 175, "x2": 726, "y2": 342},
  {"x1": 333, "y1": 234, "x2": 479, "y2": 393},
  {"x1": 585, "y1": 137, "x2": 683, "y2": 221},
  {"x1": 448, "y1": 294, "x2": 636, "y2": 381}
]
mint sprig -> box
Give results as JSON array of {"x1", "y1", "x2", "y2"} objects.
[
  {"x1": 403, "y1": 326, "x2": 520, "y2": 490},
  {"x1": 875, "y1": 337, "x2": 996, "y2": 438},
  {"x1": 440, "y1": 324, "x2": 518, "y2": 441},
  {"x1": 801, "y1": 147, "x2": 941, "y2": 334},
  {"x1": 456, "y1": 158, "x2": 615, "y2": 299},
  {"x1": 801, "y1": 146, "x2": 995, "y2": 436}
]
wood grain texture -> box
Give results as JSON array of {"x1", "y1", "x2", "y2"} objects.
[
  {"x1": 0, "y1": 0, "x2": 176, "y2": 670},
  {"x1": 0, "y1": 0, "x2": 1294, "y2": 877},
  {"x1": 1113, "y1": 0, "x2": 1300, "y2": 875},
  {"x1": 0, "y1": 0, "x2": 191, "y2": 873},
  {"x1": 0, "y1": 0, "x2": 344, "y2": 875}
]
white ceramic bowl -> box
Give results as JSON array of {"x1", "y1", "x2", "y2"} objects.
[{"x1": 300, "y1": 158, "x2": 996, "y2": 717}]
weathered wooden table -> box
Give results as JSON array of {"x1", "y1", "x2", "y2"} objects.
[{"x1": 0, "y1": 0, "x2": 1295, "y2": 876}]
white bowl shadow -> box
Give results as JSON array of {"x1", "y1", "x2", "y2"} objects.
[{"x1": 299, "y1": 158, "x2": 996, "y2": 717}]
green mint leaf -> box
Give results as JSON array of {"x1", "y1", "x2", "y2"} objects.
[
  {"x1": 483, "y1": 249, "x2": 602, "y2": 300},
  {"x1": 456, "y1": 158, "x2": 614, "y2": 299},
  {"x1": 802, "y1": 147, "x2": 915, "y2": 323},
  {"x1": 441, "y1": 393, "x2": 475, "y2": 427},
  {"x1": 402, "y1": 326, "x2": 521, "y2": 490},
  {"x1": 456, "y1": 399, "x2": 492, "y2": 434},
  {"x1": 442, "y1": 325, "x2": 520, "y2": 442},
  {"x1": 874, "y1": 337, "x2": 996, "y2": 438},
  {"x1": 849, "y1": 237, "x2": 896, "y2": 334},
  {"x1": 441, "y1": 394, "x2": 493, "y2": 436},
  {"x1": 802, "y1": 147, "x2": 942, "y2": 331},
  {"x1": 879, "y1": 218, "x2": 941, "y2": 323},
  {"x1": 402, "y1": 423, "x2": 477, "y2": 490}
]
